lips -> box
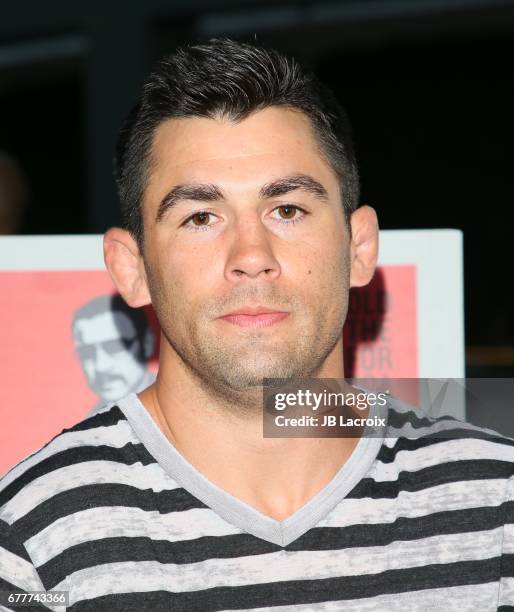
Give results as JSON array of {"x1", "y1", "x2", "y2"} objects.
[
  {"x1": 219, "y1": 306, "x2": 290, "y2": 328},
  {"x1": 223, "y1": 306, "x2": 285, "y2": 316}
]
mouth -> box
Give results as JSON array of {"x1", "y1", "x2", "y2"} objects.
[{"x1": 218, "y1": 306, "x2": 290, "y2": 328}]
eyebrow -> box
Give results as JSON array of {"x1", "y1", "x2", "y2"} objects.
[{"x1": 155, "y1": 173, "x2": 330, "y2": 223}]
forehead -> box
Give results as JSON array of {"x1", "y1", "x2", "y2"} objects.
[
  {"x1": 74, "y1": 311, "x2": 136, "y2": 344},
  {"x1": 144, "y1": 106, "x2": 339, "y2": 207}
]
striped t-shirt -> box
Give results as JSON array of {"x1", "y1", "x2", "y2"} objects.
[{"x1": 1, "y1": 392, "x2": 514, "y2": 611}]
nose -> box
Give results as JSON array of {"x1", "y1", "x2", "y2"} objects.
[{"x1": 224, "y1": 215, "x2": 281, "y2": 282}]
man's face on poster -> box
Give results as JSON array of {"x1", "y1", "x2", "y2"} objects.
[{"x1": 73, "y1": 310, "x2": 147, "y2": 401}]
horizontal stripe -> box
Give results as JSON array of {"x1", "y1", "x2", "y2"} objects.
[
  {"x1": 20, "y1": 476, "x2": 511, "y2": 560},
  {"x1": 371, "y1": 438, "x2": 514, "y2": 480},
  {"x1": 2, "y1": 460, "x2": 179, "y2": 523},
  {"x1": 13, "y1": 446, "x2": 510, "y2": 535},
  {"x1": 62, "y1": 557, "x2": 502, "y2": 610},
  {"x1": 386, "y1": 421, "x2": 503, "y2": 443},
  {"x1": 53, "y1": 529, "x2": 503, "y2": 599},
  {"x1": 61, "y1": 406, "x2": 126, "y2": 432},
  {"x1": 29, "y1": 505, "x2": 244, "y2": 568},
  {"x1": 11, "y1": 448, "x2": 510, "y2": 537},
  {"x1": 377, "y1": 433, "x2": 514, "y2": 463},
  {"x1": 231, "y1": 582, "x2": 499, "y2": 611},
  {"x1": 38, "y1": 534, "x2": 277, "y2": 587},
  {"x1": 0, "y1": 442, "x2": 156, "y2": 508},
  {"x1": 295, "y1": 502, "x2": 513, "y2": 548},
  {"x1": 350, "y1": 460, "x2": 513, "y2": 499},
  {"x1": 323, "y1": 478, "x2": 510, "y2": 526},
  {"x1": 13, "y1": 483, "x2": 206, "y2": 541},
  {"x1": 39, "y1": 519, "x2": 507, "y2": 589},
  {"x1": 34, "y1": 498, "x2": 513, "y2": 585},
  {"x1": 386, "y1": 407, "x2": 512, "y2": 440},
  {"x1": 0, "y1": 420, "x2": 138, "y2": 496},
  {"x1": 14, "y1": 476, "x2": 512, "y2": 550},
  {"x1": 387, "y1": 408, "x2": 459, "y2": 429},
  {"x1": 0, "y1": 407, "x2": 124, "y2": 477}
]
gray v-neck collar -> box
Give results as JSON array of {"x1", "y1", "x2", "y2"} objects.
[{"x1": 117, "y1": 392, "x2": 386, "y2": 547}]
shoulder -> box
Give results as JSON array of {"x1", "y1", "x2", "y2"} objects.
[{"x1": 0, "y1": 404, "x2": 156, "y2": 532}]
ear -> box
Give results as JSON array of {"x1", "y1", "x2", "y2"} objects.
[
  {"x1": 103, "y1": 228, "x2": 151, "y2": 307},
  {"x1": 349, "y1": 205, "x2": 379, "y2": 288}
]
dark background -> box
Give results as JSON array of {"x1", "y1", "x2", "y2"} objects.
[{"x1": 1, "y1": 0, "x2": 513, "y2": 375}]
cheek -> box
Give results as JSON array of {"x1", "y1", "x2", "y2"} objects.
[
  {"x1": 172, "y1": 238, "x2": 226, "y2": 289},
  {"x1": 147, "y1": 249, "x2": 217, "y2": 330},
  {"x1": 323, "y1": 224, "x2": 351, "y2": 282},
  {"x1": 154, "y1": 235, "x2": 214, "y2": 281},
  {"x1": 293, "y1": 230, "x2": 348, "y2": 286},
  {"x1": 122, "y1": 354, "x2": 143, "y2": 371}
]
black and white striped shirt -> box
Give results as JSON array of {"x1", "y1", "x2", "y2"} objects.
[{"x1": 1, "y1": 392, "x2": 513, "y2": 611}]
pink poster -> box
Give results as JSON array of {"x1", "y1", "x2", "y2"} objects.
[
  {"x1": 0, "y1": 270, "x2": 159, "y2": 475},
  {"x1": 343, "y1": 265, "x2": 418, "y2": 378}
]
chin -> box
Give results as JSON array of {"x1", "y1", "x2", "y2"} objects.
[
  {"x1": 98, "y1": 387, "x2": 129, "y2": 401},
  {"x1": 217, "y1": 362, "x2": 303, "y2": 390}
]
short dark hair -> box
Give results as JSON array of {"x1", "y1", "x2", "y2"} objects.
[{"x1": 114, "y1": 37, "x2": 360, "y2": 249}]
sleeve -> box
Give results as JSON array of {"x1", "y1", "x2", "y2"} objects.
[
  {"x1": 498, "y1": 475, "x2": 514, "y2": 610},
  {"x1": 0, "y1": 518, "x2": 51, "y2": 612}
]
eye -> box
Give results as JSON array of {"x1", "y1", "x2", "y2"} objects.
[
  {"x1": 182, "y1": 211, "x2": 217, "y2": 231},
  {"x1": 270, "y1": 205, "x2": 308, "y2": 224}
]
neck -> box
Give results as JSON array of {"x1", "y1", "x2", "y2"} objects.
[{"x1": 138, "y1": 336, "x2": 360, "y2": 522}]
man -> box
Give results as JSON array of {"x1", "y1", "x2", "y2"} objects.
[
  {"x1": 1, "y1": 38, "x2": 513, "y2": 611},
  {"x1": 72, "y1": 294, "x2": 156, "y2": 414}
]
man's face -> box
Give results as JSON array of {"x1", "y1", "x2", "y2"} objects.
[
  {"x1": 141, "y1": 107, "x2": 351, "y2": 396},
  {"x1": 74, "y1": 311, "x2": 147, "y2": 401}
]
